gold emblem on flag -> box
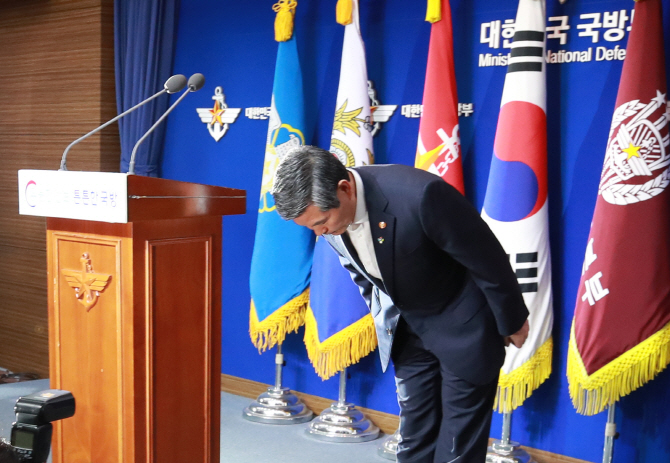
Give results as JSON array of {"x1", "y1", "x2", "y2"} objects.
[{"x1": 333, "y1": 99, "x2": 366, "y2": 137}]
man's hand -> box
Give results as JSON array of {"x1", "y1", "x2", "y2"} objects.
[{"x1": 505, "y1": 320, "x2": 529, "y2": 348}]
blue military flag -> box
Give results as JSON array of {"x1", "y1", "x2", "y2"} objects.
[{"x1": 249, "y1": 4, "x2": 315, "y2": 352}]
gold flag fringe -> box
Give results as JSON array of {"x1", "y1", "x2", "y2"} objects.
[
  {"x1": 567, "y1": 320, "x2": 670, "y2": 416},
  {"x1": 493, "y1": 337, "x2": 553, "y2": 413},
  {"x1": 303, "y1": 306, "x2": 377, "y2": 380},
  {"x1": 249, "y1": 288, "x2": 309, "y2": 352},
  {"x1": 425, "y1": 0, "x2": 442, "y2": 23},
  {"x1": 272, "y1": 0, "x2": 297, "y2": 42},
  {"x1": 336, "y1": 0, "x2": 353, "y2": 25}
]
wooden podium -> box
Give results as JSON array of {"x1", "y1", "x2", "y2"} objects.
[{"x1": 20, "y1": 171, "x2": 245, "y2": 463}]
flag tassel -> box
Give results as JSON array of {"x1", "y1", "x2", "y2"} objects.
[
  {"x1": 567, "y1": 320, "x2": 670, "y2": 416},
  {"x1": 336, "y1": 0, "x2": 353, "y2": 25},
  {"x1": 303, "y1": 306, "x2": 377, "y2": 380},
  {"x1": 425, "y1": 0, "x2": 442, "y2": 23},
  {"x1": 494, "y1": 337, "x2": 553, "y2": 413},
  {"x1": 249, "y1": 289, "x2": 309, "y2": 352},
  {"x1": 272, "y1": 0, "x2": 297, "y2": 42}
]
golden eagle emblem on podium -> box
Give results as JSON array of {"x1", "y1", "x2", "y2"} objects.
[{"x1": 62, "y1": 253, "x2": 112, "y2": 312}]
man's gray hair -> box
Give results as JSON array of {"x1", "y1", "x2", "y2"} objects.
[{"x1": 272, "y1": 145, "x2": 349, "y2": 220}]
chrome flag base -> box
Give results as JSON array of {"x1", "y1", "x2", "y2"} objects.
[
  {"x1": 306, "y1": 401, "x2": 380, "y2": 443},
  {"x1": 242, "y1": 386, "x2": 314, "y2": 424},
  {"x1": 377, "y1": 429, "x2": 400, "y2": 460},
  {"x1": 486, "y1": 439, "x2": 534, "y2": 463},
  {"x1": 306, "y1": 368, "x2": 379, "y2": 442}
]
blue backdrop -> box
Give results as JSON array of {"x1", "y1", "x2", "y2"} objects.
[{"x1": 159, "y1": 0, "x2": 670, "y2": 461}]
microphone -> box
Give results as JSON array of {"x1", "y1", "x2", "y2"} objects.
[
  {"x1": 127, "y1": 73, "x2": 205, "y2": 175},
  {"x1": 58, "y1": 74, "x2": 187, "y2": 171}
]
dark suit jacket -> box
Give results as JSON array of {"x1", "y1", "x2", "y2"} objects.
[{"x1": 324, "y1": 164, "x2": 528, "y2": 385}]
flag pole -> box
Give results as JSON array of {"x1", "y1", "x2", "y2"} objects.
[
  {"x1": 337, "y1": 365, "x2": 347, "y2": 405},
  {"x1": 306, "y1": 367, "x2": 380, "y2": 442},
  {"x1": 602, "y1": 404, "x2": 618, "y2": 463},
  {"x1": 242, "y1": 343, "x2": 313, "y2": 424},
  {"x1": 486, "y1": 410, "x2": 535, "y2": 462}
]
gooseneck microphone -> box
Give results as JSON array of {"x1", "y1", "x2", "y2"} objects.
[
  {"x1": 58, "y1": 74, "x2": 187, "y2": 171},
  {"x1": 127, "y1": 73, "x2": 205, "y2": 175}
]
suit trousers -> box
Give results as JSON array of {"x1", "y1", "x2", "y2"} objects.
[{"x1": 391, "y1": 317, "x2": 499, "y2": 463}]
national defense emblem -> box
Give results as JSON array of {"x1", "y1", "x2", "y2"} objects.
[
  {"x1": 367, "y1": 80, "x2": 397, "y2": 137},
  {"x1": 196, "y1": 86, "x2": 241, "y2": 141},
  {"x1": 599, "y1": 90, "x2": 670, "y2": 205},
  {"x1": 62, "y1": 253, "x2": 112, "y2": 312}
]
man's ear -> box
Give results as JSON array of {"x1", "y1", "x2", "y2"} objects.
[
  {"x1": 337, "y1": 178, "x2": 354, "y2": 198},
  {"x1": 337, "y1": 179, "x2": 351, "y2": 193}
]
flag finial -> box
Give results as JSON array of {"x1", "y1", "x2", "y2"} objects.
[
  {"x1": 336, "y1": 0, "x2": 353, "y2": 25},
  {"x1": 426, "y1": 0, "x2": 442, "y2": 23},
  {"x1": 272, "y1": 0, "x2": 297, "y2": 42}
]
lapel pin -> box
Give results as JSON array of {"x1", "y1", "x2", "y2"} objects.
[
  {"x1": 377, "y1": 237, "x2": 384, "y2": 244},
  {"x1": 379, "y1": 221, "x2": 387, "y2": 229}
]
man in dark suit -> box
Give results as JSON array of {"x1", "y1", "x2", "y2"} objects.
[{"x1": 272, "y1": 146, "x2": 529, "y2": 463}]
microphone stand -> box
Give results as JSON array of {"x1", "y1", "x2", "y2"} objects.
[
  {"x1": 59, "y1": 89, "x2": 168, "y2": 172},
  {"x1": 127, "y1": 87, "x2": 194, "y2": 175}
]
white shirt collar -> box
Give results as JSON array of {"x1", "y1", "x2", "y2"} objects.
[{"x1": 347, "y1": 168, "x2": 367, "y2": 230}]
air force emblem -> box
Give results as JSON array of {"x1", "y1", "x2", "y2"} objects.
[
  {"x1": 599, "y1": 90, "x2": 670, "y2": 204},
  {"x1": 196, "y1": 86, "x2": 241, "y2": 141}
]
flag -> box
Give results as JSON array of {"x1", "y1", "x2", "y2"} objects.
[
  {"x1": 481, "y1": 0, "x2": 553, "y2": 413},
  {"x1": 567, "y1": 0, "x2": 670, "y2": 416},
  {"x1": 303, "y1": 0, "x2": 377, "y2": 379},
  {"x1": 415, "y1": 0, "x2": 464, "y2": 194},
  {"x1": 249, "y1": 4, "x2": 315, "y2": 352}
]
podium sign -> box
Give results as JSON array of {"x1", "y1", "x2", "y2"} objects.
[{"x1": 18, "y1": 170, "x2": 129, "y2": 223}]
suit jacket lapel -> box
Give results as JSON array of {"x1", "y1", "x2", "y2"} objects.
[{"x1": 355, "y1": 167, "x2": 396, "y2": 301}]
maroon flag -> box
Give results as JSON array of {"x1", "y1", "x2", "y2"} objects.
[{"x1": 567, "y1": 0, "x2": 670, "y2": 416}]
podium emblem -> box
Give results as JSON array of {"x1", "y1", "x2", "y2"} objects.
[{"x1": 62, "y1": 253, "x2": 112, "y2": 312}]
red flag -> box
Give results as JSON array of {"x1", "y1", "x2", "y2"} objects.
[
  {"x1": 567, "y1": 0, "x2": 670, "y2": 416},
  {"x1": 414, "y1": 0, "x2": 464, "y2": 194}
]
